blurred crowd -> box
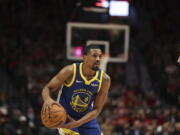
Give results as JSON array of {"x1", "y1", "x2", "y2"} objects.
[{"x1": 0, "y1": 0, "x2": 180, "y2": 135}]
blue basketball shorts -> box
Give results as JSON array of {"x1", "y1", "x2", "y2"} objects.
[{"x1": 58, "y1": 119, "x2": 102, "y2": 135}]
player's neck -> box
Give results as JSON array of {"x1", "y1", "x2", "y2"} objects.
[{"x1": 82, "y1": 63, "x2": 96, "y2": 79}]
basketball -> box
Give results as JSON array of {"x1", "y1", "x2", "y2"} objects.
[{"x1": 41, "y1": 103, "x2": 67, "y2": 129}]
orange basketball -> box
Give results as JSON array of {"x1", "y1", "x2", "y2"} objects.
[{"x1": 41, "y1": 103, "x2": 67, "y2": 129}]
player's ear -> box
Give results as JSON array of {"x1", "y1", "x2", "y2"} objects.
[{"x1": 83, "y1": 55, "x2": 87, "y2": 60}]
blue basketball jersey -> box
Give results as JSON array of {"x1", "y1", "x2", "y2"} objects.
[{"x1": 59, "y1": 62, "x2": 104, "y2": 119}]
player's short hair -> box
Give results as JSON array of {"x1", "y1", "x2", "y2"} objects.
[{"x1": 84, "y1": 44, "x2": 101, "y2": 55}]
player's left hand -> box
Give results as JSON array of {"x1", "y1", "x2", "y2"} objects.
[{"x1": 61, "y1": 115, "x2": 81, "y2": 129}]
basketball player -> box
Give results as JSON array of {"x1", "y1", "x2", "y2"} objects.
[{"x1": 42, "y1": 45, "x2": 111, "y2": 135}]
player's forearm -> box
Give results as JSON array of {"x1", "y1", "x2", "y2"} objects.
[
  {"x1": 77, "y1": 108, "x2": 101, "y2": 125},
  {"x1": 42, "y1": 86, "x2": 52, "y2": 101}
]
